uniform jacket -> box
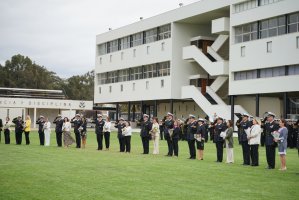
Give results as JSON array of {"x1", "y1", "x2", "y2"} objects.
[
  {"x1": 240, "y1": 120, "x2": 252, "y2": 142},
  {"x1": 95, "y1": 119, "x2": 105, "y2": 134},
  {"x1": 265, "y1": 120, "x2": 279, "y2": 146},
  {"x1": 196, "y1": 124, "x2": 206, "y2": 140},
  {"x1": 164, "y1": 119, "x2": 174, "y2": 139},
  {"x1": 186, "y1": 121, "x2": 197, "y2": 141},
  {"x1": 71, "y1": 118, "x2": 82, "y2": 134},
  {"x1": 214, "y1": 123, "x2": 227, "y2": 143},
  {"x1": 36, "y1": 119, "x2": 45, "y2": 133},
  {"x1": 140, "y1": 120, "x2": 152, "y2": 138},
  {"x1": 53, "y1": 117, "x2": 64, "y2": 133},
  {"x1": 13, "y1": 118, "x2": 24, "y2": 133},
  {"x1": 115, "y1": 123, "x2": 126, "y2": 138}
]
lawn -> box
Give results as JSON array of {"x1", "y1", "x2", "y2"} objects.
[{"x1": 0, "y1": 130, "x2": 298, "y2": 200}]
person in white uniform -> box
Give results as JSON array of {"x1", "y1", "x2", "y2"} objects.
[{"x1": 43, "y1": 118, "x2": 51, "y2": 146}]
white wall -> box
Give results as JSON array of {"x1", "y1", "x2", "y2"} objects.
[{"x1": 171, "y1": 23, "x2": 212, "y2": 99}]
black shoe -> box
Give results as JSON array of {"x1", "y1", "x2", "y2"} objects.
[{"x1": 189, "y1": 157, "x2": 195, "y2": 159}]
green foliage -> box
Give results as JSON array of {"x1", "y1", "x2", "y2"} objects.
[
  {"x1": 0, "y1": 131, "x2": 298, "y2": 200},
  {"x1": 0, "y1": 54, "x2": 94, "y2": 100}
]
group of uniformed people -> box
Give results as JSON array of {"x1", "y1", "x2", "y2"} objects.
[{"x1": 1, "y1": 111, "x2": 298, "y2": 170}]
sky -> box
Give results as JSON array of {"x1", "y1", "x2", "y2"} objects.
[{"x1": 0, "y1": 0, "x2": 199, "y2": 78}]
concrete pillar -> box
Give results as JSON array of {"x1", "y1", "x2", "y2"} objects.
[
  {"x1": 33, "y1": 107, "x2": 37, "y2": 128},
  {"x1": 256, "y1": 94, "x2": 260, "y2": 117},
  {"x1": 128, "y1": 102, "x2": 131, "y2": 121}
]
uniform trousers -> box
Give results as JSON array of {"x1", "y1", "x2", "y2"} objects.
[
  {"x1": 56, "y1": 132, "x2": 62, "y2": 147},
  {"x1": 216, "y1": 141, "x2": 224, "y2": 162},
  {"x1": 266, "y1": 145, "x2": 276, "y2": 169},
  {"x1": 96, "y1": 133, "x2": 103, "y2": 150},
  {"x1": 119, "y1": 137, "x2": 125, "y2": 152},
  {"x1": 75, "y1": 131, "x2": 81, "y2": 148},
  {"x1": 38, "y1": 131, "x2": 45, "y2": 145},
  {"x1": 15, "y1": 131, "x2": 22, "y2": 145},
  {"x1": 241, "y1": 141, "x2": 250, "y2": 165},
  {"x1": 166, "y1": 137, "x2": 173, "y2": 156},
  {"x1": 188, "y1": 140, "x2": 196, "y2": 159},
  {"x1": 141, "y1": 137, "x2": 149, "y2": 154}
]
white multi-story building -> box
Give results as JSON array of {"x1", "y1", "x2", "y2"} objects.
[{"x1": 94, "y1": 0, "x2": 299, "y2": 123}]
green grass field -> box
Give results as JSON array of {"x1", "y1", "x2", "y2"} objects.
[{"x1": 0, "y1": 130, "x2": 298, "y2": 200}]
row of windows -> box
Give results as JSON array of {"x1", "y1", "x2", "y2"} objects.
[
  {"x1": 234, "y1": 0, "x2": 283, "y2": 14},
  {"x1": 96, "y1": 61, "x2": 170, "y2": 85},
  {"x1": 235, "y1": 12, "x2": 299, "y2": 43},
  {"x1": 97, "y1": 24, "x2": 171, "y2": 56},
  {"x1": 234, "y1": 65, "x2": 299, "y2": 80},
  {"x1": 99, "y1": 79, "x2": 165, "y2": 94}
]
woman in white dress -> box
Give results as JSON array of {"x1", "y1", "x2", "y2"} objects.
[
  {"x1": 43, "y1": 118, "x2": 51, "y2": 146},
  {"x1": 151, "y1": 117, "x2": 160, "y2": 155}
]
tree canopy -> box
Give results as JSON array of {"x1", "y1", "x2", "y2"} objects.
[{"x1": 0, "y1": 54, "x2": 94, "y2": 100}]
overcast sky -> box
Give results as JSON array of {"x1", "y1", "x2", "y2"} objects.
[{"x1": 0, "y1": 0, "x2": 199, "y2": 78}]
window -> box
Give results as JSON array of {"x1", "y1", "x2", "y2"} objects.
[
  {"x1": 132, "y1": 83, "x2": 135, "y2": 91},
  {"x1": 99, "y1": 87, "x2": 101, "y2": 94},
  {"x1": 109, "y1": 55, "x2": 112, "y2": 62},
  {"x1": 118, "y1": 69, "x2": 129, "y2": 82},
  {"x1": 260, "y1": 16, "x2": 286, "y2": 38},
  {"x1": 234, "y1": 70, "x2": 258, "y2": 80},
  {"x1": 146, "y1": 81, "x2": 149, "y2": 89},
  {"x1": 272, "y1": 66, "x2": 285, "y2": 77},
  {"x1": 120, "y1": 84, "x2": 123, "y2": 92},
  {"x1": 235, "y1": 22, "x2": 258, "y2": 43},
  {"x1": 288, "y1": 12, "x2": 299, "y2": 33},
  {"x1": 260, "y1": 0, "x2": 283, "y2": 6},
  {"x1": 107, "y1": 71, "x2": 118, "y2": 84},
  {"x1": 267, "y1": 41, "x2": 272, "y2": 53},
  {"x1": 157, "y1": 61, "x2": 170, "y2": 76},
  {"x1": 161, "y1": 79, "x2": 164, "y2": 88},
  {"x1": 144, "y1": 64, "x2": 157, "y2": 78},
  {"x1": 233, "y1": 0, "x2": 257, "y2": 14},
  {"x1": 161, "y1": 42, "x2": 165, "y2": 51},
  {"x1": 130, "y1": 66, "x2": 143, "y2": 80},
  {"x1": 99, "y1": 57, "x2": 102, "y2": 64},
  {"x1": 147, "y1": 46, "x2": 150, "y2": 54},
  {"x1": 260, "y1": 66, "x2": 285, "y2": 78},
  {"x1": 133, "y1": 49, "x2": 136, "y2": 57},
  {"x1": 241, "y1": 46, "x2": 245, "y2": 57},
  {"x1": 109, "y1": 40, "x2": 118, "y2": 52},
  {"x1": 132, "y1": 32, "x2": 143, "y2": 47},
  {"x1": 158, "y1": 24, "x2": 171, "y2": 40},
  {"x1": 109, "y1": 86, "x2": 112, "y2": 93},
  {"x1": 145, "y1": 28, "x2": 158, "y2": 44},
  {"x1": 98, "y1": 44, "x2": 106, "y2": 56},
  {"x1": 120, "y1": 36, "x2": 130, "y2": 50},
  {"x1": 297, "y1": 36, "x2": 299, "y2": 48},
  {"x1": 97, "y1": 73, "x2": 107, "y2": 85},
  {"x1": 288, "y1": 65, "x2": 299, "y2": 75}
]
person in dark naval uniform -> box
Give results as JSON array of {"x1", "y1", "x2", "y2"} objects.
[
  {"x1": 94, "y1": 114, "x2": 105, "y2": 150},
  {"x1": 164, "y1": 112, "x2": 174, "y2": 156},
  {"x1": 115, "y1": 118, "x2": 126, "y2": 152},
  {"x1": 140, "y1": 114, "x2": 152, "y2": 154},
  {"x1": 186, "y1": 114, "x2": 197, "y2": 159},
  {"x1": 53, "y1": 114, "x2": 63, "y2": 147},
  {"x1": 71, "y1": 114, "x2": 82, "y2": 148},
  {"x1": 12, "y1": 116, "x2": 24, "y2": 145},
  {"x1": 36, "y1": 115, "x2": 45, "y2": 145},
  {"x1": 0, "y1": 118, "x2": 3, "y2": 143},
  {"x1": 264, "y1": 112, "x2": 279, "y2": 169},
  {"x1": 214, "y1": 116, "x2": 227, "y2": 162},
  {"x1": 240, "y1": 113, "x2": 252, "y2": 165}
]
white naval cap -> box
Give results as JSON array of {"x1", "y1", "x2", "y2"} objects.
[
  {"x1": 167, "y1": 112, "x2": 173, "y2": 116},
  {"x1": 198, "y1": 118, "x2": 205, "y2": 122},
  {"x1": 189, "y1": 114, "x2": 196, "y2": 119},
  {"x1": 119, "y1": 117, "x2": 125, "y2": 121},
  {"x1": 267, "y1": 112, "x2": 276, "y2": 117},
  {"x1": 143, "y1": 114, "x2": 149, "y2": 118},
  {"x1": 75, "y1": 114, "x2": 80, "y2": 117},
  {"x1": 97, "y1": 114, "x2": 103, "y2": 117},
  {"x1": 39, "y1": 115, "x2": 44, "y2": 118},
  {"x1": 242, "y1": 113, "x2": 250, "y2": 117}
]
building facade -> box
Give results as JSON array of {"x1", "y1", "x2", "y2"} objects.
[{"x1": 94, "y1": 0, "x2": 299, "y2": 122}]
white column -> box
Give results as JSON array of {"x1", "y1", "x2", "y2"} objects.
[{"x1": 33, "y1": 107, "x2": 37, "y2": 128}]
